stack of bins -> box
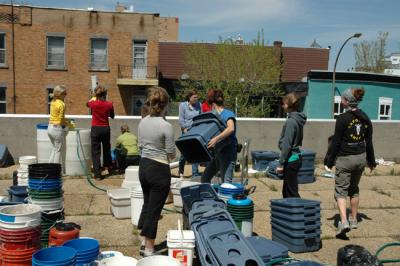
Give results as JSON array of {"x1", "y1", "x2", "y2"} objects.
[
  {"x1": 266, "y1": 150, "x2": 317, "y2": 184},
  {"x1": 270, "y1": 198, "x2": 321, "y2": 253},
  {"x1": 27, "y1": 163, "x2": 64, "y2": 247},
  {"x1": 251, "y1": 151, "x2": 280, "y2": 171},
  {"x1": 180, "y1": 183, "x2": 220, "y2": 230},
  {"x1": 182, "y1": 184, "x2": 264, "y2": 266},
  {"x1": 175, "y1": 113, "x2": 228, "y2": 163},
  {"x1": 297, "y1": 150, "x2": 316, "y2": 184}
]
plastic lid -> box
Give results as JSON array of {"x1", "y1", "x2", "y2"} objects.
[
  {"x1": 107, "y1": 188, "x2": 131, "y2": 199},
  {"x1": 167, "y1": 230, "x2": 195, "y2": 242}
]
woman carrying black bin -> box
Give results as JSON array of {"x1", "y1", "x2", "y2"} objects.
[{"x1": 276, "y1": 92, "x2": 307, "y2": 198}]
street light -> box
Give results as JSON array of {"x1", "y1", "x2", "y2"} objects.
[{"x1": 331, "y1": 32, "x2": 362, "y2": 117}]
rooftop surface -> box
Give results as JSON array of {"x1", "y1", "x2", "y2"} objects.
[{"x1": 0, "y1": 164, "x2": 399, "y2": 264}]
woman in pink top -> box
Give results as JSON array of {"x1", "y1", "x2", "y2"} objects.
[{"x1": 87, "y1": 86, "x2": 115, "y2": 179}]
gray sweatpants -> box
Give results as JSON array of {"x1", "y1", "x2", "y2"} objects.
[{"x1": 334, "y1": 153, "x2": 366, "y2": 200}]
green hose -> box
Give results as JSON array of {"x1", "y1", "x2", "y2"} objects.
[
  {"x1": 76, "y1": 129, "x2": 107, "y2": 192},
  {"x1": 375, "y1": 242, "x2": 400, "y2": 264}
]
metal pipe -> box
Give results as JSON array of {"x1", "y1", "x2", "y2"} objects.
[{"x1": 331, "y1": 33, "x2": 362, "y2": 118}]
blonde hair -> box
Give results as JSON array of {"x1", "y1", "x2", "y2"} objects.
[
  {"x1": 50, "y1": 85, "x2": 66, "y2": 100},
  {"x1": 147, "y1": 86, "x2": 169, "y2": 116}
]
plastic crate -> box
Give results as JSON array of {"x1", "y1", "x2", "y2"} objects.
[
  {"x1": 271, "y1": 222, "x2": 321, "y2": 253},
  {"x1": 271, "y1": 210, "x2": 320, "y2": 225},
  {"x1": 272, "y1": 227, "x2": 322, "y2": 253},
  {"x1": 271, "y1": 217, "x2": 321, "y2": 231},
  {"x1": 271, "y1": 198, "x2": 320, "y2": 209},
  {"x1": 246, "y1": 236, "x2": 288, "y2": 263},
  {"x1": 175, "y1": 113, "x2": 227, "y2": 163},
  {"x1": 180, "y1": 184, "x2": 219, "y2": 214},
  {"x1": 251, "y1": 151, "x2": 280, "y2": 171}
]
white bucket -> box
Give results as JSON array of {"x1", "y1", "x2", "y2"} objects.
[
  {"x1": 241, "y1": 219, "x2": 253, "y2": 238},
  {"x1": 37, "y1": 123, "x2": 52, "y2": 163},
  {"x1": 167, "y1": 230, "x2": 195, "y2": 266},
  {"x1": 137, "y1": 255, "x2": 181, "y2": 266},
  {"x1": 131, "y1": 186, "x2": 144, "y2": 226},
  {"x1": 171, "y1": 180, "x2": 200, "y2": 209},
  {"x1": 27, "y1": 197, "x2": 64, "y2": 211},
  {"x1": 122, "y1": 180, "x2": 141, "y2": 190},
  {"x1": 19, "y1": 155, "x2": 37, "y2": 166},
  {"x1": 124, "y1": 166, "x2": 139, "y2": 182},
  {"x1": 0, "y1": 204, "x2": 42, "y2": 224},
  {"x1": 99, "y1": 256, "x2": 137, "y2": 266},
  {"x1": 65, "y1": 129, "x2": 92, "y2": 176}
]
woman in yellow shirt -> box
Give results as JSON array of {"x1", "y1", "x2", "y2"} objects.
[{"x1": 47, "y1": 85, "x2": 68, "y2": 164}]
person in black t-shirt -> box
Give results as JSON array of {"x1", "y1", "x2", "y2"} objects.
[{"x1": 326, "y1": 87, "x2": 376, "y2": 238}]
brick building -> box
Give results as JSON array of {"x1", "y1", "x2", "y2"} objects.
[{"x1": 0, "y1": 4, "x2": 178, "y2": 115}]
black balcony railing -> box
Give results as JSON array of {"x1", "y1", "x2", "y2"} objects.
[{"x1": 117, "y1": 65, "x2": 158, "y2": 80}]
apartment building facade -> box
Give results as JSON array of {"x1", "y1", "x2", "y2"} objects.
[{"x1": 0, "y1": 4, "x2": 178, "y2": 115}]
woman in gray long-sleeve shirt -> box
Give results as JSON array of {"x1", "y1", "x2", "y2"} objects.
[{"x1": 137, "y1": 86, "x2": 175, "y2": 257}]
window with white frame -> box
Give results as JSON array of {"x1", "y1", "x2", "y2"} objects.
[
  {"x1": 0, "y1": 33, "x2": 6, "y2": 65},
  {"x1": 333, "y1": 96, "x2": 345, "y2": 118},
  {"x1": 0, "y1": 87, "x2": 6, "y2": 113},
  {"x1": 47, "y1": 88, "x2": 53, "y2": 114},
  {"x1": 378, "y1": 97, "x2": 392, "y2": 120},
  {"x1": 90, "y1": 38, "x2": 108, "y2": 70},
  {"x1": 47, "y1": 36, "x2": 65, "y2": 68}
]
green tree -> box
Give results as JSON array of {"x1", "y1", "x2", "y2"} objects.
[
  {"x1": 180, "y1": 31, "x2": 283, "y2": 117},
  {"x1": 353, "y1": 32, "x2": 389, "y2": 73}
]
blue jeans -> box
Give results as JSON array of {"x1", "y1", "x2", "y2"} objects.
[
  {"x1": 179, "y1": 155, "x2": 200, "y2": 176},
  {"x1": 201, "y1": 145, "x2": 237, "y2": 183}
]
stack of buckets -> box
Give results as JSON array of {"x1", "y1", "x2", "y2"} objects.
[
  {"x1": 0, "y1": 204, "x2": 42, "y2": 266},
  {"x1": 63, "y1": 238, "x2": 100, "y2": 265},
  {"x1": 17, "y1": 156, "x2": 37, "y2": 186},
  {"x1": 27, "y1": 163, "x2": 64, "y2": 247},
  {"x1": 32, "y1": 246, "x2": 77, "y2": 266},
  {"x1": 131, "y1": 185, "x2": 144, "y2": 226},
  {"x1": 227, "y1": 195, "x2": 254, "y2": 237},
  {"x1": 217, "y1": 183, "x2": 245, "y2": 202}
]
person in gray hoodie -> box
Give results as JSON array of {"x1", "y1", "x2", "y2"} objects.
[{"x1": 276, "y1": 92, "x2": 307, "y2": 198}]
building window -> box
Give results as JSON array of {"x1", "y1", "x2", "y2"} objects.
[
  {"x1": 0, "y1": 33, "x2": 6, "y2": 66},
  {"x1": 133, "y1": 40, "x2": 147, "y2": 79},
  {"x1": 378, "y1": 97, "x2": 392, "y2": 120},
  {"x1": 0, "y1": 87, "x2": 6, "y2": 113},
  {"x1": 47, "y1": 88, "x2": 53, "y2": 114},
  {"x1": 333, "y1": 96, "x2": 345, "y2": 118},
  {"x1": 90, "y1": 38, "x2": 108, "y2": 70},
  {"x1": 47, "y1": 36, "x2": 65, "y2": 68}
]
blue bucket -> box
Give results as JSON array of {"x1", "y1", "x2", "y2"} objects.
[
  {"x1": 63, "y1": 238, "x2": 99, "y2": 264},
  {"x1": 32, "y1": 246, "x2": 76, "y2": 266}
]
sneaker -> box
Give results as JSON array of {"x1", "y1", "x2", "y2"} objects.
[
  {"x1": 349, "y1": 217, "x2": 358, "y2": 229},
  {"x1": 142, "y1": 249, "x2": 155, "y2": 257},
  {"x1": 336, "y1": 221, "x2": 351, "y2": 238}
]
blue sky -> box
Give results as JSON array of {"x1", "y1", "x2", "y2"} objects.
[{"x1": 9, "y1": 0, "x2": 400, "y2": 71}]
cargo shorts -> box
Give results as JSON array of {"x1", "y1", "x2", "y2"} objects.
[{"x1": 334, "y1": 153, "x2": 366, "y2": 200}]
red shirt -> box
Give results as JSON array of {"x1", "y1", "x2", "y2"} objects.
[
  {"x1": 201, "y1": 102, "x2": 212, "y2": 113},
  {"x1": 87, "y1": 100, "x2": 115, "y2": 126}
]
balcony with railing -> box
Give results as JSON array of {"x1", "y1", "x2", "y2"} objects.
[{"x1": 117, "y1": 65, "x2": 158, "y2": 86}]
